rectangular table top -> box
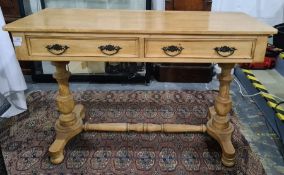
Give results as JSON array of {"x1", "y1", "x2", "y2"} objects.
[{"x1": 4, "y1": 8, "x2": 277, "y2": 35}]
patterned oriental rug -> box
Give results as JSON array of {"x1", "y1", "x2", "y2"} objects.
[{"x1": 0, "y1": 90, "x2": 265, "y2": 174}]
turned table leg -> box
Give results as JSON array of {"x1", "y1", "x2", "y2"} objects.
[
  {"x1": 49, "y1": 61, "x2": 85, "y2": 164},
  {"x1": 206, "y1": 63, "x2": 235, "y2": 167}
]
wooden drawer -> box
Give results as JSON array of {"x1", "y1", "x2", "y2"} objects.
[
  {"x1": 26, "y1": 36, "x2": 139, "y2": 57},
  {"x1": 145, "y1": 38, "x2": 255, "y2": 59}
]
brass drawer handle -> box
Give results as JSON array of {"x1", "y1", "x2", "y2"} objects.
[
  {"x1": 162, "y1": 45, "x2": 184, "y2": 57},
  {"x1": 214, "y1": 46, "x2": 237, "y2": 57},
  {"x1": 98, "y1": 44, "x2": 122, "y2": 56},
  {"x1": 46, "y1": 44, "x2": 69, "y2": 55}
]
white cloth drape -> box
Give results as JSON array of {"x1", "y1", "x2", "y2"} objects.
[
  {"x1": 212, "y1": 0, "x2": 284, "y2": 26},
  {"x1": 152, "y1": 0, "x2": 165, "y2": 10},
  {"x1": 35, "y1": 0, "x2": 146, "y2": 11},
  {"x1": 0, "y1": 7, "x2": 27, "y2": 118}
]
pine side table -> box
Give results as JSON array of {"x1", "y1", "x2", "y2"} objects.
[{"x1": 4, "y1": 9, "x2": 277, "y2": 166}]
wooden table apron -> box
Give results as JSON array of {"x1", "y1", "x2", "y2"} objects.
[{"x1": 4, "y1": 9, "x2": 277, "y2": 167}]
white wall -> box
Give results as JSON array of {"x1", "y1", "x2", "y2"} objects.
[{"x1": 212, "y1": 0, "x2": 284, "y2": 26}]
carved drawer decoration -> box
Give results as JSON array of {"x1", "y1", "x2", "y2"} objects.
[
  {"x1": 145, "y1": 38, "x2": 255, "y2": 59},
  {"x1": 26, "y1": 36, "x2": 140, "y2": 58}
]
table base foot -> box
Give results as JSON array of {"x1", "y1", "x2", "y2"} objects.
[
  {"x1": 49, "y1": 104, "x2": 85, "y2": 164},
  {"x1": 206, "y1": 107, "x2": 235, "y2": 167}
]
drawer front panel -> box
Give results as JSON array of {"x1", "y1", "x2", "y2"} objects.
[
  {"x1": 145, "y1": 39, "x2": 255, "y2": 59},
  {"x1": 27, "y1": 37, "x2": 139, "y2": 57}
]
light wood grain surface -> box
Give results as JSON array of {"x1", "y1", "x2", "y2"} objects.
[
  {"x1": 4, "y1": 8, "x2": 277, "y2": 35},
  {"x1": 4, "y1": 9, "x2": 275, "y2": 167}
]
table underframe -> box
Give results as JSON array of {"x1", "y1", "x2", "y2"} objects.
[{"x1": 48, "y1": 61, "x2": 236, "y2": 167}]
